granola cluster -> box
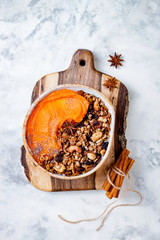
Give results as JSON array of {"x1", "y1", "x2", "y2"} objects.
[{"x1": 40, "y1": 90, "x2": 111, "y2": 176}]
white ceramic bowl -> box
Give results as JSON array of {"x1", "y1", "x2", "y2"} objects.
[{"x1": 23, "y1": 84, "x2": 115, "y2": 180}]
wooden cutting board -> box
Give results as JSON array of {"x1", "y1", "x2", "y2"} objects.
[{"x1": 21, "y1": 49, "x2": 129, "y2": 191}]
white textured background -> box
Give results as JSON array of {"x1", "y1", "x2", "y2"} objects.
[{"x1": 0, "y1": 0, "x2": 160, "y2": 239}]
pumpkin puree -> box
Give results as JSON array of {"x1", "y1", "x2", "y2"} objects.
[{"x1": 26, "y1": 89, "x2": 89, "y2": 163}]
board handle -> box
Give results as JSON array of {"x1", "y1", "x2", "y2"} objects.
[
  {"x1": 59, "y1": 49, "x2": 101, "y2": 89},
  {"x1": 68, "y1": 49, "x2": 95, "y2": 71}
]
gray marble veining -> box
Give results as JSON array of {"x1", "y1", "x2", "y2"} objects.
[{"x1": 0, "y1": 0, "x2": 160, "y2": 239}]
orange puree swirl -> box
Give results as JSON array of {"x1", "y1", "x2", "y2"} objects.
[{"x1": 26, "y1": 89, "x2": 89, "y2": 163}]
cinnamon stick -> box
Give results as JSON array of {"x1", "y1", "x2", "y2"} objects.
[
  {"x1": 118, "y1": 148, "x2": 130, "y2": 159},
  {"x1": 102, "y1": 170, "x2": 117, "y2": 191},
  {"x1": 112, "y1": 155, "x2": 129, "y2": 198},
  {"x1": 105, "y1": 190, "x2": 113, "y2": 199},
  {"x1": 109, "y1": 155, "x2": 126, "y2": 198},
  {"x1": 126, "y1": 158, "x2": 135, "y2": 174},
  {"x1": 113, "y1": 157, "x2": 134, "y2": 198},
  {"x1": 102, "y1": 148, "x2": 130, "y2": 191},
  {"x1": 105, "y1": 157, "x2": 135, "y2": 199}
]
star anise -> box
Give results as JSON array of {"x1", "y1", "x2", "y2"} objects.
[
  {"x1": 108, "y1": 52, "x2": 124, "y2": 68},
  {"x1": 61, "y1": 120, "x2": 77, "y2": 135},
  {"x1": 103, "y1": 77, "x2": 118, "y2": 91}
]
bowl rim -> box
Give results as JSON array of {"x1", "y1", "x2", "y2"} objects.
[{"x1": 22, "y1": 84, "x2": 115, "y2": 180}]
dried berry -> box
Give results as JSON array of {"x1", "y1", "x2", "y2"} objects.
[
  {"x1": 96, "y1": 153, "x2": 101, "y2": 158},
  {"x1": 83, "y1": 160, "x2": 93, "y2": 165},
  {"x1": 102, "y1": 141, "x2": 109, "y2": 150},
  {"x1": 91, "y1": 120, "x2": 101, "y2": 128},
  {"x1": 92, "y1": 113, "x2": 99, "y2": 120},
  {"x1": 93, "y1": 158, "x2": 101, "y2": 167},
  {"x1": 75, "y1": 167, "x2": 85, "y2": 173},
  {"x1": 65, "y1": 171, "x2": 72, "y2": 176},
  {"x1": 77, "y1": 90, "x2": 85, "y2": 96},
  {"x1": 55, "y1": 152, "x2": 64, "y2": 163},
  {"x1": 83, "y1": 112, "x2": 90, "y2": 121},
  {"x1": 77, "y1": 121, "x2": 84, "y2": 127},
  {"x1": 88, "y1": 104, "x2": 93, "y2": 111},
  {"x1": 86, "y1": 134, "x2": 91, "y2": 141}
]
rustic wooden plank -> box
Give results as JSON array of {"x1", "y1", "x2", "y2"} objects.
[
  {"x1": 114, "y1": 82, "x2": 129, "y2": 160},
  {"x1": 21, "y1": 146, "x2": 30, "y2": 182},
  {"x1": 20, "y1": 49, "x2": 128, "y2": 191},
  {"x1": 31, "y1": 72, "x2": 59, "y2": 99}
]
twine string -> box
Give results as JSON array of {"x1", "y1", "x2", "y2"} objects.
[{"x1": 58, "y1": 166, "x2": 142, "y2": 231}]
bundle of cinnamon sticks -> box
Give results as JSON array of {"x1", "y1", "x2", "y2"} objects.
[{"x1": 102, "y1": 148, "x2": 135, "y2": 199}]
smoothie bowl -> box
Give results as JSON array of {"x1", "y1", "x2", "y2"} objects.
[{"x1": 22, "y1": 85, "x2": 115, "y2": 180}]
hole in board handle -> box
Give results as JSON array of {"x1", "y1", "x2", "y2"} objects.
[{"x1": 79, "y1": 60, "x2": 85, "y2": 66}]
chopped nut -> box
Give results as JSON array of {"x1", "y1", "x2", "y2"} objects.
[
  {"x1": 75, "y1": 161, "x2": 80, "y2": 167},
  {"x1": 39, "y1": 156, "x2": 45, "y2": 165},
  {"x1": 75, "y1": 154, "x2": 79, "y2": 160},
  {"x1": 82, "y1": 135, "x2": 86, "y2": 140},
  {"x1": 76, "y1": 141, "x2": 82, "y2": 146},
  {"x1": 50, "y1": 168, "x2": 54, "y2": 173},
  {"x1": 97, "y1": 146, "x2": 102, "y2": 152},
  {"x1": 98, "y1": 116, "x2": 107, "y2": 122},
  {"x1": 70, "y1": 137, "x2": 76, "y2": 145},
  {"x1": 46, "y1": 164, "x2": 50, "y2": 171},
  {"x1": 100, "y1": 149, "x2": 106, "y2": 156},
  {"x1": 96, "y1": 139, "x2": 103, "y2": 145},
  {"x1": 102, "y1": 122, "x2": 110, "y2": 128},
  {"x1": 89, "y1": 146, "x2": 94, "y2": 151},
  {"x1": 88, "y1": 114, "x2": 92, "y2": 120},
  {"x1": 89, "y1": 141, "x2": 94, "y2": 146},
  {"x1": 82, "y1": 165, "x2": 93, "y2": 171},
  {"x1": 40, "y1": 156, "x2": 45, "y2": 161},
  {"x1": 80, "y1": 127, "x2": 84, "y2": 133},
  {"x1": 68, "y1": 162, "x2": 74, "y2": 171},
  {"x1": 54, "y1": 163, "x2": 66, "y2": 173},
  {"x1": 50, "y1": 162, "x2": 54, "y2": 168},
  {"x1": 84, "y1": 130, "x2": 88, "y2": 135},
  {"x1": 93, "y1": 100, "x2": 100, "y2": 111},
  {"x1": 84, "y1": 120, "x2": 88, "y2": 126},
  {"x1": 62, "y1": 132, "x2": 68, "y2": 138},
  {"x1": 91, "y1": 132, "x2": 103, "y2": 142},
  {"x1": 67, "y1": 145, "x2": 82, "y2": 153},
  {"x1": 87, "y1": 153, "x2": 96, "y2": 160}
]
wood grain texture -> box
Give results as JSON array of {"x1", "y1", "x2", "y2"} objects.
[{"x1": 21, "y1": 49, "x2": 129, "y2": 191}]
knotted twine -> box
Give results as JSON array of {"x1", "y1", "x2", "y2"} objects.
[{"x1": 58, "y1": 166, "x2": 142, "y2": 231}]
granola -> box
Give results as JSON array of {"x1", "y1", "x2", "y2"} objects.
[{"x1": 40, "y1": 90, "x2": 111, "y2": 176}]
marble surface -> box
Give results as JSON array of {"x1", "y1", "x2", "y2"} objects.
[{"x1": 0, "y1": 0, "x2": 160, "y2": 239}]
